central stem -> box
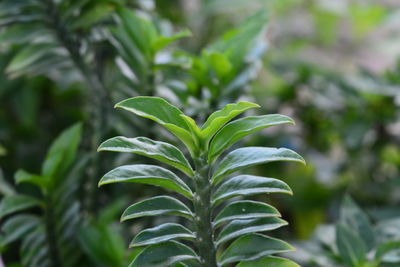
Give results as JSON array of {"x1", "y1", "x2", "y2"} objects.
[{"x1": 193, "y1": 154, "x2": 217, "y2": 267}]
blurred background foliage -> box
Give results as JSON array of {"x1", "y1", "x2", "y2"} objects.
[{"x1": 0, "y1": 0, "x2": 399, "y2": 266}]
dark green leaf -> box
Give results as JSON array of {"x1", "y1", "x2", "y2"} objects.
[
  {"x1": 130, "y1": 223, "x2": 195, "y2": 247},
  {"x1": 0, "y1": 215, "x2": 40, "y2": 246},
  {"x1": 41, "y1": 123, "x2": 82, "y2": 181},
  {"x1": 99, "y1": 164, "x2": 193, "y2": 198},
  {"x1": 219, "y1": 234, "x2": 294, "y2": 266},
  {"x1": 336, "y1": 223, "x2": 367, "y2": 266},
  {"x1": 121, "y1": 196, "x2": 192, "y2": 222},
  {"x1": 152, "y1": 29, "x2": 191, "y2": 52},
  {"x1": 340, "y1": 195, "x2": 375, "y2": 251},
  {"x1": 217, "y1": 217, "x2": 287, "y2": 245},
  {"x1": 0, "y1": 194, "x2": 41, "y2": 218},
  {"x1": 212, "y1": 147, "x2": 305, "y2": 184},
  {"x1": 236, "y1": 256, "x2": 300, "y2": 267},
  {"x1": 209, "y1": 114, "x2": 294, "y2": 162},
  {"x1": 115, "y1": 97, "x2": 197, "y2": 154},
  {"x1": 7, "y1": 44, "x2": 56, "y2": 74},
  {"x1": 14, "y1": 169, "x2": 48, "y2": 188},
  {"x1": 98, "y1": 136, "x2": 194, "y2": 176},
  {"x1": 375, "y1": 241, "x2": 400, "y2": 263},
  {"x1": 116, "y1": 8, "x2": 158, "y2": 60},
  {"x1": 212, "y1": 175, "x2": 292, "y2": 205},
  {"x1": 130, "y1": 241, "x2": 198, "y2": 267},
  {"x1": 214, "y1": 200, "x2": 280, "y2": 227},
  {"x1": 201, "y1": 102, "x2": 259, "y2": 143}
]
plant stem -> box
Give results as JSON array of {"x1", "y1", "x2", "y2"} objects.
[
  {"x1": 193, "y1": 154, "x2": 217, "y2": 267},
  {"x1": 44, "y1": 196, "x2": 62, "y2": 267},
  {"x1": 42, "y1": 0, "x2": 111, "y2": 215}
]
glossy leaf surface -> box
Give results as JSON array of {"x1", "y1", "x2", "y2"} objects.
[
  {"x1": 212, "y1": 147, "x2": 305, "y2": 184},
  {"x1": 98, "y1": 136, "x2": 194, "y2": 176},
  {"x1": 130, "y1": 241, "x2": 198, "y2": 267},
  {"x1": 236, "y1": 256, "x2": 300, "y2": 267},
  {"x1": 99, "y1": 165, "x2": 193, "y2": 198},
  {"x1": 212, "y1": 175, "x2": 292, "y2": 205},
  {"x1": 209, "y1": 114, "x2": 294, "y2": 162},
  {"x1": 130, "y1": 223, "x2": 195, "y2": 247},
  {"x1": 214, "y1": 200, "x2": 280, "y2": 227},
  {"x1": 121, "y1": 196, "x2": 192, "y2": 222},
  {"x1": 217, "y1": 217, "x2": 287, "y2": 245},
  {"x1": 201, "y1": 102, "x2": 259, "y2": 142},
  {"x1": 115, "y1": 97, "x2": 196, "y2": 153},
  {"x1": 219, "y1": 234, "x2": 294, "y2": 265}
]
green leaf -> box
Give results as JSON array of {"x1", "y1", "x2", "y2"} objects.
[
  {"x1": 14, "y1": 169, "x2": 48, "y2": 188},
  {"x1": 340, "y1": 195, "x2": 375, "y2": 251},
  {"x1": 201, "y1": 102, "x2": 259, "y2": 143},
  {"x1": 214, "y1": 200, "x2": 280, "y2": 227},
  {"x1": 152, "y1": 29, "x2": 192, "y2": 52},
  {"x1": 78, "y1": 224, "x2": 126, "y2": 267},
  {"x1": 130, "y1": 241, "x2": 198, "y2": 267},
  {"x1": 116, "y1": 8, "x2": 158, "y2": 60},
  {"x1": 99, "y1": 164, "x2": 193, "y2": 198},
  {"x1": 121, "y1": 196, "x2": 193, "y2": 222},
  {"x1": 375, "y1": 241, "x2": 400, "y2": 263},
  {"x1": 336, "y1": 223, "x2": 367, "y2": 266},
  {"x1": 130, "y1": 223, "x2": 195, "y2": 247},
  {"x1": 41, "y1": 122, "x2": 82, "y2": 181},
  {"x1": 115, "y1": 97, "x2": 197, "y2": 155},
  {"x1": 209, "y1": 114, "x2": 294, "y2": 162},
  {"x1": 212, "y1": 147, "x2": 305, "y2": 184},
  {"x1": 236, "y1": 256, "x2": 300, "y2": 267},
  {"x1": 219, "y1": 234, "x2": 294, "y2": 266},
  {"x1": 212, "y1": 175, "x2": 292, "y2": 205},
  {"x1": 98, "y1": 136, "x2": 193, "y2": 176},
  {"x1": 6, "y1": 43, "x2": 56, "y2": 74},
  {"x1": 0, "y1": 194, "x2": 41, "y2": 218},
  {"x1": 0, "y1": 215, "x2": 40, "y2": 246},
  {"x1": 205, "y1": 51, "x2": 233, "y2": 79},
  {"x1": 216, "y1": 217, "x2": 288, "y2": 245}
]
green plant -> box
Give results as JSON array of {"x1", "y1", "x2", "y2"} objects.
[
  {"x1": 0, "y1": 123, "x2": 83, "y2": 266},
  {"x1": 298, "y1": 196, "x2": 400, "y2": 267},
  {"x1": 98, "y1": 96, "x2": 305, "y2": 266}
]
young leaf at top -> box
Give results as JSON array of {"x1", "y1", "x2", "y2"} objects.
[
  {"x1": 200, "y1": 102, "x2": 259, "y2": 144},
  {"x1": 98, "y1": 136, "x2": 194, "y2": 176},
  {"x1": 212, "y1": 147, "x2": 305, "y2": 184},
  {"x1": 218, "y1": 234, "x2": 294, "y2": 266},
  {"x1": 121, "y1": 196, "x2": 193, "y2": 222},
  {"x1": 115, "y1": 97, "x2": 198, "y2": 155},
  {"x1": 98, "y1": 164, "x2": 193, "y2": 199},
  {"x1": 209, "y1": 114, "x2": 294, "y2": 162}
]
